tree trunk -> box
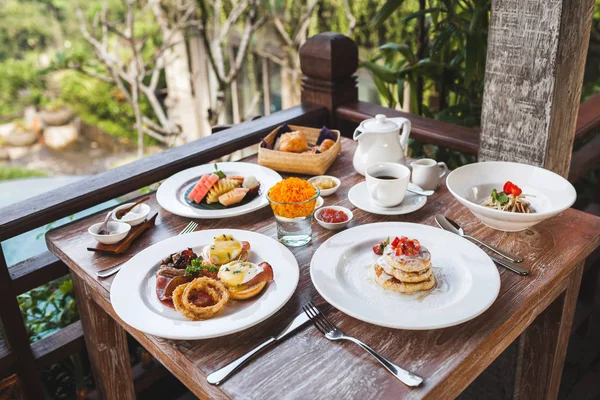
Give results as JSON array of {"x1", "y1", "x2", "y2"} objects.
[
  {"x1": 189, "y1": 35, "x2": 213, "y2": 137},
  {"x1": 281, "y1": 65, "x2": 301, "y2": 109},
  {"x1": 162, "y1": 29, "x2": 201, "y2": 143}
]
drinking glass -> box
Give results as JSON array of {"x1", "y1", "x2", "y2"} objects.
[{"x1": 267, "y1": 187, "x2": 320, "y2": 247}]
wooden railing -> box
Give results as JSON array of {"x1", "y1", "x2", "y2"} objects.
[
  {"x1": 336, "y1": 95, "x2": 600, "y2": 185},
  {"x1": 0, "y1": 32, "x2": 599, "y2": 399}
]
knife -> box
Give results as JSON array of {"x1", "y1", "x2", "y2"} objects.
[
  {"x1": 206, "y1": 311, "x2": 310, "y2": 385},
  {"x1": 434, "y1": 214, "x2": 529, "y2": 276}
]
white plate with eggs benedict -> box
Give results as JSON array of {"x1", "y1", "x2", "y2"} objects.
[
  {"x1": 310, "y1": 222, "x2": 500, "y2": 330},
  {"x1": 110, "y1": 229, "x2": 299, "y2": 339}
]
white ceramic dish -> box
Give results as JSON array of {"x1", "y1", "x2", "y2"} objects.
[
  {"x1": 314, "y1": 206, "x2": 353, "y2": 230},
  {"x1": 310, "y1": 222, "x2": 500, "y2": 330},
  {"x1": 110, "y1": 229, "x2": 299, "y2": 340},
  {"x1": 308, "y1": 176, "x2": 341, "y2": 197},
  {"x1": 446, "y1": 161, "x2": 577, "y2": 232},
  {"x1": 111, "y1": 203, "x2": 151, "y2": 226},
  {"x1": 88, "y1": 221, "x2": 131, "y2": 244},
  {"x1": 348, "y1": 182, "x2": 427, "y2": 215},
  {"x1": 156, "y1": 162, "x2": 282, "y2": 219},
  {"x1": 315, "y1": 196, "x2": 324, "y2": 209}
]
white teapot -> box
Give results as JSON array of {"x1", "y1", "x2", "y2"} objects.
[{"x1": 352, "y1": 114, "x2": 412, "y2": 175}]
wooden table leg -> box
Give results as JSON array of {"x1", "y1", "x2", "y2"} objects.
[
  {"x1": 514, "y1": 261, "x2": 584, "y2": 400},
  {"x1": 71, "y1": 273, "x2": 135, "y2": 400}
]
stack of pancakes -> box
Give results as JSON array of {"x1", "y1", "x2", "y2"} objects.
[{"x1": 374, "y1": 245, "x2": 436, "y2": 293}]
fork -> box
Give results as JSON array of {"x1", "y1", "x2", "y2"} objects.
[
  {"x1": 303, "y1": 302, "x2": 424, "y2": 388},
  {"x1": 96, "y1": 220, "x2": 198, "y2": 278}
]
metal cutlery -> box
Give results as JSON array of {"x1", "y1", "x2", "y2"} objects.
[
  {"x1": 207, "y1": 310, "x2": 310, "y2": 385},
  {"x1": 115, "y1": 196, "x2": 150, "y2": 219},
  {"x1": 303, "y1": 302, "x2": 424, "y2": 388},
  {"x1": 434, "y1": 214, "x2": 524, "y2": 263},
  {"x1": 407, "y1": 188, "x2": 435, "y2": 197},
  {"x1": 97, "y1": 211, "x2": 113, "y2": 235},
  {"x1": 96, "y1": 220, "x2": 198, "y2": 279},
  {"x1": 434, "y1": 215, "x2": 529, "y2": 276},
  {"x1": 488, "y1": 254, "x2": 529, "y2": 276}
]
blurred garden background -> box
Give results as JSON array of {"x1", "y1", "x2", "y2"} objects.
[{"x1": 0, "y1": 0, "x2": 599, "y2": 398}]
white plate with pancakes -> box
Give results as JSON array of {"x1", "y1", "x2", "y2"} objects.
[
  {"x1": 310, "y1": 222, "x2": 500, "y2": 330},
  {"x1": 111, "y1": 229, "x2": 299, "y2": 339}
]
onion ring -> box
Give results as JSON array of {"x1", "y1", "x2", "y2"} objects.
[{"x1": 173, "y1": 277, "x2": 229, "y2": 321}]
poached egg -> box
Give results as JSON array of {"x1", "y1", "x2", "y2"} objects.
[
  {"x1": 218, "y1": 261, "x2": 263, "y2": 289},
  {"x1": 203, "y1": 234, "x2": 243, "y2": 265}
]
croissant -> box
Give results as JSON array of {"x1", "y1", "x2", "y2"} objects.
[
  {"x1": 206, "y1": 179, "x2": 239, "y2": 204},
  {"x1": 318, "y1": 139, "x2": 335, "y2": 153},
  {"x1": 279, "y1": 131, "x2": 308, "y2": 153}
]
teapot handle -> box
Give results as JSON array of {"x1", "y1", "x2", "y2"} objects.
[{"x1": 389, "y1": 118, "x2": 412, "y2": 156}]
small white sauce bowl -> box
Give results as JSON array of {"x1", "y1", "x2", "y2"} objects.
[
  {"x1": 308, "y1": 176, "x2": 341, "y2": 197},
  {"x1": 89, "y1": 221, "x2": 131, "y2": 244},
  {"x1": 111, "y1": 203, "x2": 150, "y2": 226},
  {"x1": 315, "y1": 206, "x2": 353, "y2": 230},
  {"x1": 315, "y1": 196, "x2": 324, "y2": 209}
]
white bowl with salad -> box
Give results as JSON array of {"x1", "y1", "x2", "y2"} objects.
[{"x1": 446, "y1": 161, "x2": 576, "y2": 232}]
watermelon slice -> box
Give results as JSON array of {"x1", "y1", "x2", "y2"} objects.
[{"x1": 187, "y1": 173, "x2": 219, "y2": 203}]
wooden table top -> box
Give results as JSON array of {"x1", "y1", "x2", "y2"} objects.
[{"x1": 46, "y1": 138, "x2": 600, "y2": 400}]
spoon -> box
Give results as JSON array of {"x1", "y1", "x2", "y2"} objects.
[
  {"x1": 434, "y1": 214, "x2": 525, "y2": 263},
  {"x1": 407, "y1": 188, "x2": 434, "y2": 196},
  {"x1": 115, "y1": 196, "x2": 150, "y2": 219},
  {"x1": 97, "y1": 212, "x2": 113, "y2": 235}
]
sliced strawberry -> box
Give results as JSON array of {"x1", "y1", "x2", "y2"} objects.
[
  {"x1": 391, "y1": 236, "x2": 401, "y2": 248},
  {"x1": 373, "y1": 244, "x2": 383, "y2": 255}
]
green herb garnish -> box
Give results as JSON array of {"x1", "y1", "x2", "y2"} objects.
[
  {"x1": 185, "y1": 258, "x2": 219, "y2": 276},
  {"x1": 491, "y1": 189, "x2": 509, "y2": 205},
  {"x1": 378, "y1": 237, "x2": 391, "y2": 253},
  {"x1": 214, "y1": 164, "x2": 226, "y2": 179}
]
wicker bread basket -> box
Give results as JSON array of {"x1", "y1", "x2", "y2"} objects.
[{"x1": 257, "y1": 125, "x2": 342, "y2": 176}]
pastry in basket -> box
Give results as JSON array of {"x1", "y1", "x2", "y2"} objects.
[
  {"x1": 318, "y1": 138, "x2": 335, "y2": 153},
  {"x1": 279, "y1": 131, "x2": 308, "y2": 153},
  {"x1": 153, "y1": 234, "x2": 274, "y2": 321},
  {"x1": 372, "y1": 236, "x2": 435, "y2": 294}
]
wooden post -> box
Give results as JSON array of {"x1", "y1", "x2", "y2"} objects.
[
  {"x1": 0, "y1": 248, "x2": 45, "y2": 400},
  {"x1": 479, "y1": 0, "x2": 595, "y2": 177},
  {"x1": 513, "y1": 262, "x2": 584, "y2": 399},
  {"x1": 300, "y1": 32, "x2": 358, "y2": 124},
  {"x1": 71, "y1": 274, "x2": 135, "y2": 400}
]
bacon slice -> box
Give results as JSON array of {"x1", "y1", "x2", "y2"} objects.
[
  {"x1": 156, "y1": 275, "x2": 171, "y2": 303},
  {"x1": 241, "y1": 241, "x2": 251, "y2": 252},
  {"x1": 244, "y1": 262, "x2": 274, "y2": 287},
  {"x1": 156, "y1": 275, "x2": 192, "y2": 308}
]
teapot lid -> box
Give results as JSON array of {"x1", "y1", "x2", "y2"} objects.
[{"x1": 361, "y1": 114, "x2": 399, "y2": 133}]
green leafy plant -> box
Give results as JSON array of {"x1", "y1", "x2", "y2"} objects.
[
  {"x1": 18, "y1": 276, "x2": 78, "y2": 342},
  {"x1": 365, "y1": 0, "x2": 490, "y2": 127}
]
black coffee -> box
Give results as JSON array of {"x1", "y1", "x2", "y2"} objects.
[{"x1": 374, "y1": 175, "x2": 397, "y2": 180}]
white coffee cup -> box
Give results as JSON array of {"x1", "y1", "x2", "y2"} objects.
[
  {"x1": 410, "y1": 158, "x2": 449, "y2": 191},
  {"x1": 365, "y1": 162, "x2": 410, "y2": 208}
]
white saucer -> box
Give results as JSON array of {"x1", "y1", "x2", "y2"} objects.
[{"x1": 348, "y1": 182, "x2": 427, "y2": 215}]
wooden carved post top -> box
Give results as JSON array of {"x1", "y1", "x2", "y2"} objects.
[{"x1": 300, "y1": 32, "x2": 359, "y2": 120}]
